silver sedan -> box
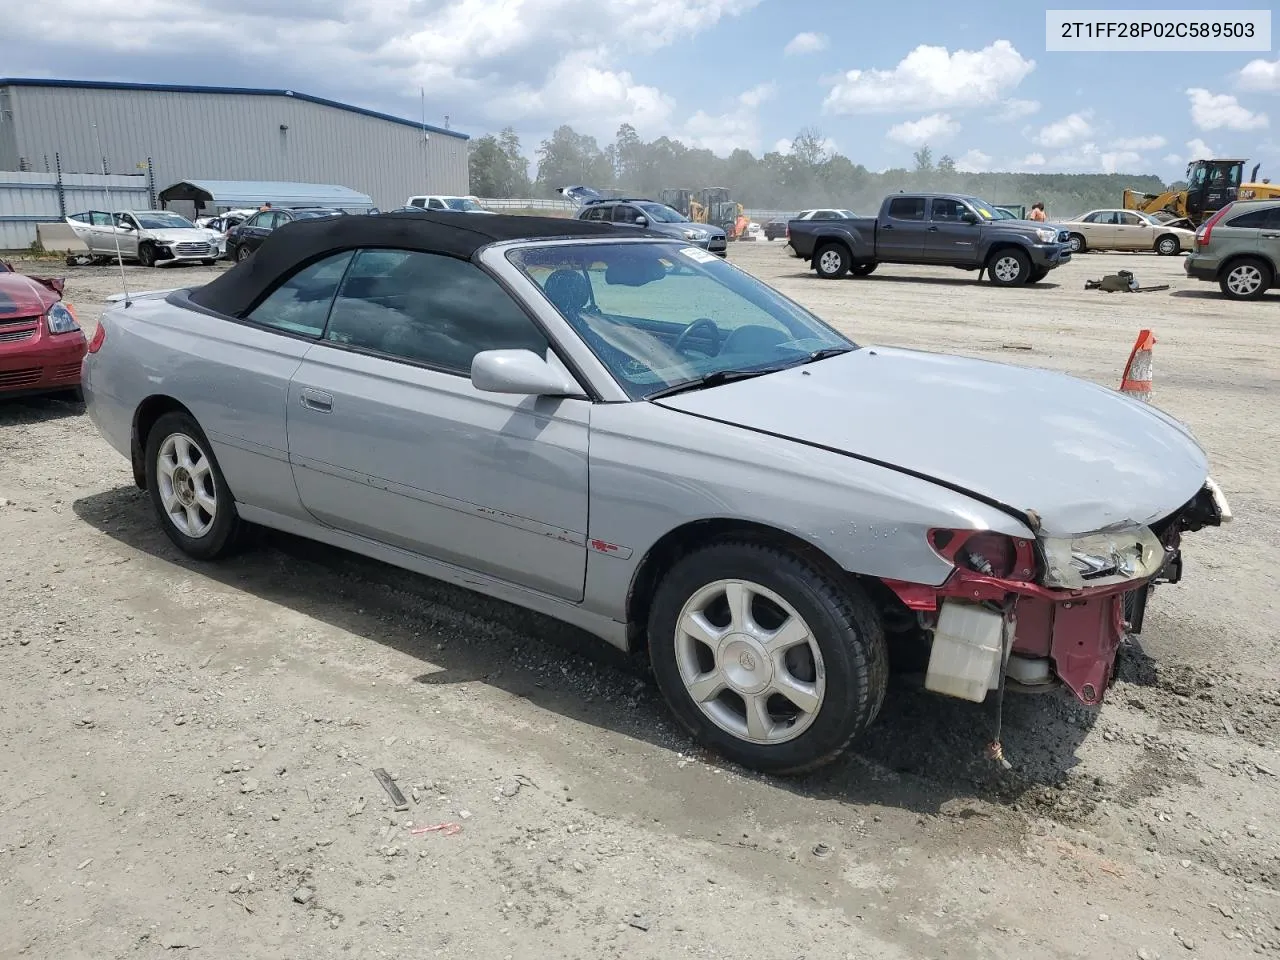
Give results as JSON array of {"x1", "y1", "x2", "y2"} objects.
[{"x1": 82, "y1": 212, "x2": 1231, "y2": 775}]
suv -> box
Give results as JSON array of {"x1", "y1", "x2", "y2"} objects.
[
  {"x1": 564, "y1": 188, "x2": 728, "y2": 257},
  {"x1": 1184, "y1": 199, "x2": 1280, "y2": 300}
]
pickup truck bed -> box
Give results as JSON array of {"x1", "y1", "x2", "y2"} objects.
[{"x1": 787, "y1": 193, "x2": 1072, "y2": 287}]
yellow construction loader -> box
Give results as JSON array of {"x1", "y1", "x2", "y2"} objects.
[{"x1": 1124, "y1": 159, "x2": 1280, "y2": 227}]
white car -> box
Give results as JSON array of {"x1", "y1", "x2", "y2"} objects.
[
  {"x1": 404, "y1": 195, "x2": 496, "y2": 214},
  {"x1": 66, "y1": 210, "x2": 223, "y2": 267}
]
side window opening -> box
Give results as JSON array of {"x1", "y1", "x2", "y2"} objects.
[
  {"x1": 322, "y1": 248, "x2": 550, "y2": 375},
  {"x1": 887, "y1": 197, "x2": 926, "y2": 221},
  {"x1": 243, "y1": 251, "x2": 355, "y2": 337}
]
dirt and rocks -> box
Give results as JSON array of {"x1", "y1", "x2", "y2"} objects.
[{"x1": 1, "y1": 244, "x2": 1278, "y2": 959}]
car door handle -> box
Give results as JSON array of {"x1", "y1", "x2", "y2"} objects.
[
  {"x1": 882, "y1": 223, "x2": 893, "y2": 229},
  {"x1": 927, "y1": 226, "x2": 939, "y2": 231},
  {"x1": 1262, "y1": 232, "x2": 1280, "y2": 238},
  {"x1": 300, "y1": 389, "x2": 333, "y2": 413}
]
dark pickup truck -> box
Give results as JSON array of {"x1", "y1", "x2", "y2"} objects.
[{"x1": 787, "y1": 192, "x2": 1073, "y2": 286}]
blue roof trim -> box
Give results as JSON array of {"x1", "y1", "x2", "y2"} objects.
[{"x1": 0, "y1": 77, "x2": 469, "y2": 140}]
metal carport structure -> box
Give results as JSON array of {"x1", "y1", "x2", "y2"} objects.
[{"x1": 158, "y1": 179, "x2": 376, "y2": 216}]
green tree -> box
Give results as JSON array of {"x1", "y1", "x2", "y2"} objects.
[
  {"x1": 913, "y1": 146, "x2": 934, "y2": 173},
  {"x1": 534, "y1": 125, "x2": 612, "y2": 196}
]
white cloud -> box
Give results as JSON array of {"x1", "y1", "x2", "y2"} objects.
[
  {"x1": 1099, "y1": 150, "x2": 1142, "y2": 174},
  {"x1": 1034, "y1": 111, "x2": 1093, "y2": 148},
  {"x1": 1186, "y1": 88, "x2": 1268, "y2": 131},
  {"x1": 1162, "y1": 153, "x2": 1183, "y2": 167},
  {"x1": 955, "y1": 149, "x2": 992, "y2": 172},
  {"x1": 784, "y1": 32, "x2": 827, "y2": 56},
  {"x1": 0, "y1": 0, "x2": 763, "y2": 147},
  {"x1": 1110, "y1": 134, "x2": 1166, "y2": 151},
  {"x1": 1237, "y1": 58, "x2": 1280, "y2": 92},
  {"x1": 992, "y1": 98, "x2": 1040, "y2": 121},
  {"x1": 491, "y1": 48, "x2": 675, "y2": 133},
  {"x1": 823, "y1": 39, "x2": 1035, "y2": 114},
  {"x1": 681, "y1": 82, "x2": 776, "y2": 155},
  {"x1": 886, "y1": 113, "x2": 960, "y2": 146},
  {"x1": 1020, "y1": 152, "x2": 1046, "y2": 168},
  {"x1": 1184, "y1": 138, "x2": 1217, "y2": 161}
]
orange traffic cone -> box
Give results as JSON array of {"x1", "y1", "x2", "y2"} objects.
[{"x1": 1119, "y1": 329, "x2": 1156, "y2": 401}]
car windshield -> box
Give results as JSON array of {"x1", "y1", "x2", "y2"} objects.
[
  {"x1": 135, "y1": 212, "x2": 195, "y2": 229},
  {"x1": 443, "y1": 198, "x2": 484, "y2": 211},
  {"x1": 635, "y1": 202, "x2": 689, "y2": 223},
  {"x1": 507, "y1": 241, "x2": 856, "y2": 400},
  {"x1": 966, "y1": 198, "x2": 999, "y2": 220},
  {"x1": 992, "y1": 207, "x2": 1016, "y2": 219}
]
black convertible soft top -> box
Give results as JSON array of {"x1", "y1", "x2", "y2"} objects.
[{"x1": 188, "y1": 209, "x2": 653, "y2": 317}]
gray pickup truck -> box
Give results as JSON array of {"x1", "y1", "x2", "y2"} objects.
[{"x1": 786, "y1": 192, "x2": 1073, "y2": 286}]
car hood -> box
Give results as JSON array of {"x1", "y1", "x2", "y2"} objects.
[
  {"x1": 653, "y1": 346, "x2": 1210, "y2": 538},
  {"x1": 672, "y1": 222, "x2": 723, "y2": 238},
  {"x1": 0, "y1": 272, "x2": 63, "y2": 317},
  {"x1": 148, "y1": 228, "x2": 218, "y2": 243}
]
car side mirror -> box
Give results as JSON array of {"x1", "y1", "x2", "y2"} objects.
[
  {"x1": 471, "y1": 349, "x2": 586, "y2": 398},
  {"x1": 120, "y1": 223, "x2": 136, "y2": 231},
  {"x1": 962, "y1": 211, "x2": 980, "y2": 224},
  {"x1": 634, "y1": 215, "x2": 648, "y2": 226}
]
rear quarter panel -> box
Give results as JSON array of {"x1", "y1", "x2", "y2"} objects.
[
  {"x1": 87, "y1": 294, "x2": 313, "y2": 519},
  {"x1": 580, "y1": 401, "x2": 1031, "y2": 624}
]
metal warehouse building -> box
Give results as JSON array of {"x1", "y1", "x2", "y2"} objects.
[{"x1": 0, "y1": 78, "x2": 469, "y2": 212}]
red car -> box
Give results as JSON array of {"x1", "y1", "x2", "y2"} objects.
[{"x1": 0, "y1": 260, "x2": 87, "y2": 401}]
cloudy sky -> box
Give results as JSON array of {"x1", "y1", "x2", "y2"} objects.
[{"x1": 2, "y1": 0, "x2": 1277, "y2": 177}]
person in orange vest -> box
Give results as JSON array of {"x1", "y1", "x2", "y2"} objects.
[{"x1": 1029, "y1": 202, "x2": 1047, "y2": 222}]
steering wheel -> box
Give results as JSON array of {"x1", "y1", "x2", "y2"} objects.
[{"x1": 673, "y1": 317, "x2": 722, "y2": 356}]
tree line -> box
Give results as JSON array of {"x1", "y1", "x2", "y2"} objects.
[{"x1": 467, "y1": 123, "x2": 1172, "y2": 219}]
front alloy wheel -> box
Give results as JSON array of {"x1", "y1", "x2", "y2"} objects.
[
  {"x1": 674, "y1": 579, "x2": 825, "y2": 745},
  {"x1": 648, "y1": 541, "x2": 888, "y2": 775}
]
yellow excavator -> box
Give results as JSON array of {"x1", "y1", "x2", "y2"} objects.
[
  {"x1": 660, "y1": 187, "x2": 748, "y2": 238},
  {"x1": 1124, "y1": 159, "x2": 1280, "y2": 227}
]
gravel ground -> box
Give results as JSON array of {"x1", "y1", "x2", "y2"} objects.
[{"x1": 2, "y1": 243, "x2": 1278, "y2": 960}]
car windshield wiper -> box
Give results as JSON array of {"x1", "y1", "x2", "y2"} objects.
[
  {"x1": 797, "y1": 346, "x2": 853, "y2": 365},
  {"x1": 645, "y1": 368, "x2": 776, "y2": 400}
]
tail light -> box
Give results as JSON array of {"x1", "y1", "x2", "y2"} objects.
[
  {"x1": 1197, "y1": 203, "x2": 1233, "y2": 246},
  {"x1": 87, "y1": 322, "x2": 107, "y2": 353},
  {"x1": 928, "y1": 528, "x2": 1037, "y2": 582}
]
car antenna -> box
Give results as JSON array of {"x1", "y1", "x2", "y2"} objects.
[{"x1": 90, "y1": 121, "x2": 131, "y2": 307}]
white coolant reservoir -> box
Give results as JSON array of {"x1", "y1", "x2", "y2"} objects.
[{"x1": 925, "y1": 601, "x2": 1007, "y2": 703}]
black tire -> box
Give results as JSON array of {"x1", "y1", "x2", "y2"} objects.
[
  {"x1": 1067, "y1": 233, "x2": 1086, "y2": 254},
  {"x1": 647, "y1": 541, "x2": 889, "y2": 776},
  {"x1": 60, "y1": 386, "x2": 85, "y2": 404},
  {"x1": 201, "y1": 259, "x2": 216, "y2": 266},
  {"x1": 1218, "y1": 257, "x2": 1272, "y2": 300},
  {"x1": 1155, "y1": 234, "x2": 1180, "y2": 256},
  {"x1": 144, "y1": 411, "x2": 246, "y2": 561},
  {"x1": 1028, "y1": 266, "x2": 1049, "y2": 284},
  {"x1": 813, "y1": 243, "x2": 851, "y2": 279},
  {"x1": 235, "y1": 244, "x2": 252, "y2": 263},
  {"x1": 987, "y1": 248, "x2": 1031, "y2": 286},
  {"x1": 137, "y1": 243, "x2": 157, "y2": 268},
  {"x1": 851, "y1": 261, "x2": 877, "y2": 277}
]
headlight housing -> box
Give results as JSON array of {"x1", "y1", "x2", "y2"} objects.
[
  {"x1": 45, "y1": 302, "x2": 80, "y2": 335},
  {"x1": 1036, "y1": 228, "x2": 1058, "y2": 243},
  {"x1": 682, "y1": 229, "x2": 700, "y2": 240}
]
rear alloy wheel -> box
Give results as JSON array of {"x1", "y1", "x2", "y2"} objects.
[
  {"x1": 1219, "y1": 258, "x2": 1270, "y2": 300},
  {"x1": 647, "y1": 541, "x2": 888, "y2": 775},
  {"x1": 1067, "y1": 233, "x2": 1086, "y2": 254},
  {"x1": 146, "y1": 411, "x2": 246, "y2": 561},
  {"x1": 814, "y1": 243, "x2": 850, "y2": 279},
  {"x1": 1155, "y1": 234, "x2": 1180, "y2": 256},
  {"x1": 988, "y1": 248, "x2": 1031, "y2": 286}
]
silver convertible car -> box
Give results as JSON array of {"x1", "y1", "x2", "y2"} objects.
[{"x1": 82, "y1": 211, "x2": 1231, "y2": 775}]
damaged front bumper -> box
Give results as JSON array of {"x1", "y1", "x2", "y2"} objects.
[{"x1": 883, "y1": 478, "x2": 1232, "y2": 707}]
